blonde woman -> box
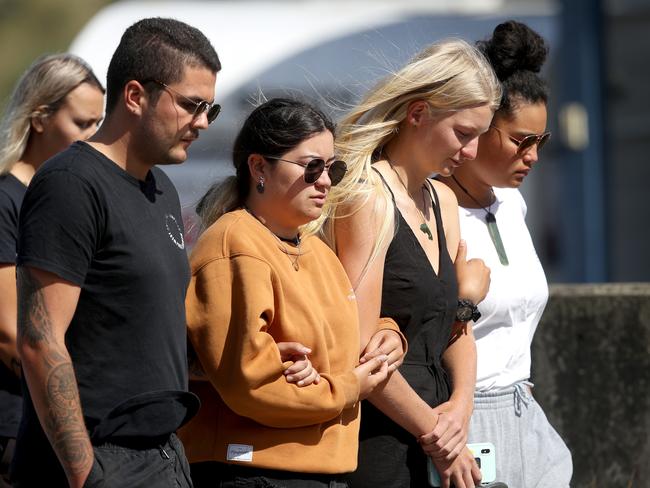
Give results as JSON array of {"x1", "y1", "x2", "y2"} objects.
[
  {"x1": 312, "y1": 40, "x2": 501, "y2": 488},
  {"x1": 0, "y1": 53, "x2": 103, "y2": 484}
]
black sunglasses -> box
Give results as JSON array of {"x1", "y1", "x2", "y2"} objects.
[
  {"x1": 265, "y1": 157, "x2": 347, "y2": 186},
  {"x1": 148, "y1": 80, "x2": 221, "y2": 124},
  {"x1": 491, "y1": 125, "x2": 551, "y2": 155}
]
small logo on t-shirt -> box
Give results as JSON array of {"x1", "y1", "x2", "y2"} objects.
[
  {"x1": 165, "y1": 214, "x2": 184, "y2": 250},
  {"x1": 227, "y1": 444, "x2": 253, "y2": 462}
]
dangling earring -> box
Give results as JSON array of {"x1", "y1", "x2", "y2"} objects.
[{"x1": 256, "y1": 176, "x2": 265, "y2": 194}]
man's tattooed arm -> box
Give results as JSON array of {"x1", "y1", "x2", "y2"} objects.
[{"x1": 17, "y1": 266, "x2": 93, "y2": 488}]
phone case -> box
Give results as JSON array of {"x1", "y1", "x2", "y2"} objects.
[
  {"x1": 427, "y1": 442, "x2": 497, "y2": 487},
  {"x1": 427, "y1": 457, "x2": 442, "y2": 487},
  {"x1": 468, "y1": 442, "x2": 496, "y2": 483}
]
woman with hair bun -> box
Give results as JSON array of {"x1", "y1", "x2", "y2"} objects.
[
  {"x1": 0, "y1": 53, "x2": 103, "y2": 485},
  {"x1": 440, "y1": 21, "x2": 573, "y2": 486}
]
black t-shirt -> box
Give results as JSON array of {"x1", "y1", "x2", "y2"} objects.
[
  {"x1": 0, "y1": 172, "x2": 25, "y2": 263},
  {"x1": 0, "y1": 173, "x2": 25, "y2": 438},
  {"x1": 12, "y1": 142, "x2": 198, "y2": 480}
]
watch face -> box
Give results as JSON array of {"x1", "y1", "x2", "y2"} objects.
[{"x1": 456, "y1": 306, "x2": 472, "y2": 322}]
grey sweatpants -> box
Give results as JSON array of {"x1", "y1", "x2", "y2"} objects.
[{"x1": 467, "y1": 383, "x2": 573, "y2": 488}]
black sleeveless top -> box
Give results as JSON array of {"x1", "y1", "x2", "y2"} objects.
[
  {"x1": 380, "y1": 175, "x2": 458, "y2": 407},
  {"x1": 350, "y1": 172, "x2": 459, "y2": 487}
]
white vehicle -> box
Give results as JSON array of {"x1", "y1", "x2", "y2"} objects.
[{"x1": 70, "y1": 0, "x2": 556, "y2": 246}]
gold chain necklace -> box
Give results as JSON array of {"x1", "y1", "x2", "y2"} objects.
[
  {"x1": 386, "y1": 159, "x2": 433, "y2": 240},
  {"x1": 244, "y1": 207, "x2": 302, "y2": 270},
  {"x1": 269, "y1": 233, "x2": 301, "y2": 271}
]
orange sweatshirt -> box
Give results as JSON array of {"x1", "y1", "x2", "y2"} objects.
[{"x1": 180, "y1": 209, "x2": 364, "y2": 473}]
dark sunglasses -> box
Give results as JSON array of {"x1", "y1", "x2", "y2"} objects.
[
  {"x1": 265, "y1": 157, "x2": 347, "y2": 186},
  {"x1": 491, "y1": 125, "x2": 551, "y2": 155},
  {"x1": 148, "y1": 80, "x2": 221, "y2": 124}
]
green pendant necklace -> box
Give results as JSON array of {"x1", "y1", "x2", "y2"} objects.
[
  {"x1": 452, "y1": 175, "x2": 509, "y2": 266},
  {"x1": 387, "y1": 159, "x2": 433, "y2": 240}
]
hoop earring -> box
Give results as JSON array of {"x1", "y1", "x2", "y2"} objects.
[{"x1": 256, "y1": 176, "x2": 265, "y2": 194}]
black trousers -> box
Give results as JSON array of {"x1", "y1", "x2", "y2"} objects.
[
  {"x1": 83, "y1": 433, "x2": 192, "y2": 488},
  {"x1": 0, "y1": 437, "x2": 14, "y2": 488},
  {"x1": 191, "y1": 461, "x2": 348, "y2": 488}
]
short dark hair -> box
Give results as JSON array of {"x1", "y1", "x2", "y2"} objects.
[
  {"x1": 105, "y1": 17, "x2": 221, "y2": 113},
  {"x1": 477, "y1": 20, "x2": 549, "y2": 116}
]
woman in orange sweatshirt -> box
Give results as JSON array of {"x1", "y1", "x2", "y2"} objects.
[{"x1": 180, "y1": 98, "x2": 404, "y2": 488}]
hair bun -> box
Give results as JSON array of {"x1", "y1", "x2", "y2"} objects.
[{"x1": 478, "y1": 20, "x2": 548, "y2": 80}]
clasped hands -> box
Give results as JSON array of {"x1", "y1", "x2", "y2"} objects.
[
  {"x1": 278, "y1": 328, "x2": 405, "y2": 389},
  {"x1": 419, "y1": 399, "x2": 482, "y2": 488}
]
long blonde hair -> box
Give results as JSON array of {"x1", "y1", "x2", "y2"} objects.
[
  {"x1": 0, "y1": 53, "x2": 104, "y2": 174},
  {"x1": 306, "y1": 39, "x2": 502, "y2": 279}
]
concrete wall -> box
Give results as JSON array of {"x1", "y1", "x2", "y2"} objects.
[{"x1": 531, "y1": 283, "x2": 650, "y2": 487}]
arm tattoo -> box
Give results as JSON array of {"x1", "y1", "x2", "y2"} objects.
[
  {"x1": 44, "y1": 363, "x2": 92, "y2": 475},
  {"x1": 16, "y1": 267, "x2": 92, "y2": 479},
  {"x1": 17, "y1": 267, "x2": 54, "y2": 347}
]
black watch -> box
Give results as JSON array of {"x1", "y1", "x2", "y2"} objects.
[{"x1": 456, "y1": 299, "x2": 481, "y2": 322}]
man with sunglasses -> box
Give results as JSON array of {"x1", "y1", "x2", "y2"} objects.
[{"x1": 12, "y1": 18, "x2": 220, "y2": 488}]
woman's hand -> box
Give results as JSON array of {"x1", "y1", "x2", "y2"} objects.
[
  {"x1": 419, "y1": 398, "x2": 472, "y2": 461},
  {"x1": 277, "y1": 342, "x2": 320, "y2": 387},
  {"x1": 455, "y1": 240, "x2": 490, "y2": 305},
  {"x1": 360, "y1": 329, "x2": 405, "y2": 373},
  {"x1": 429, "y1": 447, "x2": 482, "y2": 488},
  {"x1": 353, "y1": 354, "x2": 389, "y2": 399}
]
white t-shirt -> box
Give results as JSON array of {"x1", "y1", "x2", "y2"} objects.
[{"x1": 459, "y1": 187, "x2": 548, "y2": 391}]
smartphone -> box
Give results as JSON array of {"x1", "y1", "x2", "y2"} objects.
[{"x1": 427, "y1": 442, "x2": 497, "y2": 487}]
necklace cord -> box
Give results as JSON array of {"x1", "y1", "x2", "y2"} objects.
[
  {"x1": 243, "y1": 206, "x2": 302, "y2": 270},
  {"x1": 451, "y1": 175, "x2": 495, "y2": 212},
  {"x1": 385, "y1": 157, "x2": 434, "y2": 241},
  {"x1": 449, "y1": 176, "x2": 509, "y2": 266}
]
